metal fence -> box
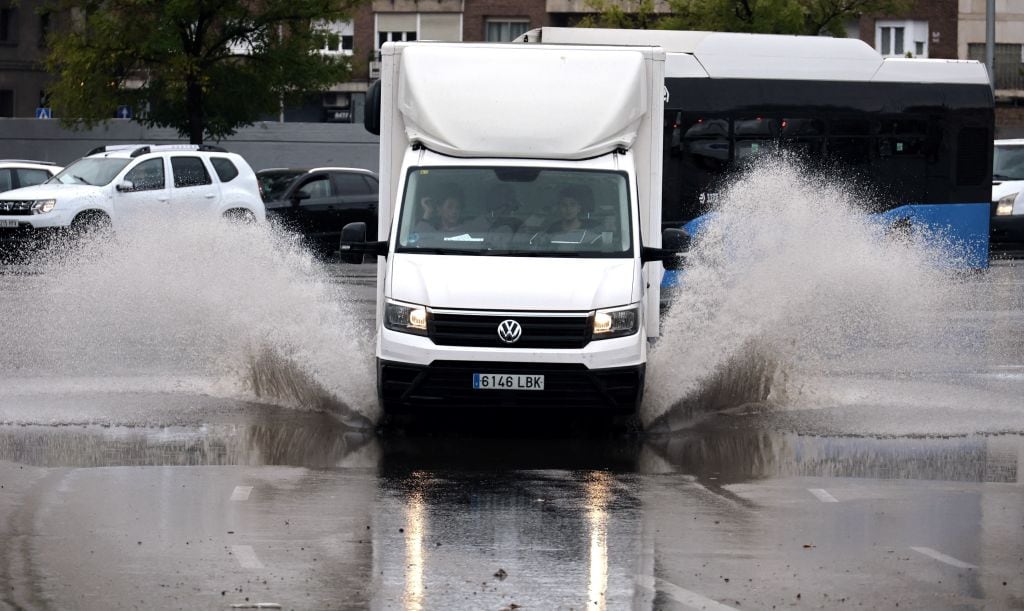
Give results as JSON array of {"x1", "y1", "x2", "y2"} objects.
[{"x1": 968, "y1": 43, "x2": 1024, "y2": 91}]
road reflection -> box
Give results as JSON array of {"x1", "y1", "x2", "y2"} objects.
[{"x1": 0, "y1": 414, "x2": 1019, "y2": 608}]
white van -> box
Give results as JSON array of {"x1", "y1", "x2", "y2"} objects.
[
  {"x1": 342, "y1": 42, "x2": 686, "y2": 417},
  {"x1": 992, "y1": 139, "x2": 1024, "y2": 251}
]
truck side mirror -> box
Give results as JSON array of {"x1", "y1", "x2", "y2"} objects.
[
  {"x1": 661, "y1": 227, "x2": 690, "y2": 271},
  {"x1": 662, "y1": 228, "x2": 690, "y2": 252},
  {"x1": 364, "y1": 80, "x2": 382, "y2": 136},
  {"x1": 338, "y1": 221, "x2": 389, "y2": 264},
  {"x1": 338, "y1": 222, "x2": 368, "y2": 264}
]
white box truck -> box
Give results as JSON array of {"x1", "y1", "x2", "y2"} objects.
[{"x1": 343, "y1": 41, "x2": 686, "y2": 417}]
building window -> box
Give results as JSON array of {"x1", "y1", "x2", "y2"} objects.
[
  {"x1": 39, "y1": 11, "x2": 50, "y2": 47},
  {"x1": 319, "y1": 20, "x2": 353, "y2": 55},
  {"x1": 0, "y1": 90, "x2": 13, "y2": 117},
  {"x1": 968, "y1": 43, "x2": 1024, "y2": 91},
  {"x1": 486, "y1": 19, "x2": 529, "y2": 42},
  {"x1": 876, "y1": 20, "x2": 928, "y2": 58},
  {"x1": 378, "y1": 30, "x2": 416, "y2": 49},
  {"x1": 0, "y1": 7, "x2": 16, "y2": 44}
]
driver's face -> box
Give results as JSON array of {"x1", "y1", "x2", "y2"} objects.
[{"x1": 559, "y1": 197, "x2": 581, "y2": 220}]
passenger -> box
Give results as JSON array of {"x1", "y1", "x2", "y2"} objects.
[
  {"x1": 434, "y1": 182, "x2": 466, "y2": 232},
  {"x1": 412, "y1": 190, "x2": 438, "y2": 233},
  {"x1": 548, "y1": 184, "x2": 594, "y2": 233}
]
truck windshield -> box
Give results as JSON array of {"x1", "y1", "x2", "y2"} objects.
[{"x1": 396, "y1": 167, "x2": 632, "y2": 257}]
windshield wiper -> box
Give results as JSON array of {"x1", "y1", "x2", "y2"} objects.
[
  {"x1": 398, "y1": 247, "x2": 484, "y2": 255},
  {"x1": 72, "y1": 174, "x2": 92, "y2": 185}
]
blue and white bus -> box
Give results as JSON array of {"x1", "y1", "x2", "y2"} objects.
[{"x1": 522, "y1": 28, "x2": 995, "y2": 269}]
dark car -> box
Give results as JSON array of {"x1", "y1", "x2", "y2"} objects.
[{"x1": 258, "y1": 167, "x2": 378, "y2": 258}]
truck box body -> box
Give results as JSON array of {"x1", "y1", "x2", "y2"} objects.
[{"x1": 371, "y1": 41, "x2": 665, "y2": 414}]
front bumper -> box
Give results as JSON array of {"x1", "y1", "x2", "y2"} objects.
[{"x1": 378, "y1": 358, "x2": 645, "y2": 413}]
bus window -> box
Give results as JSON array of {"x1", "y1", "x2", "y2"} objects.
[
  {"x1": 957, "y1": 127, "x2": 989, "y2": 186},
  {"x1": 781, "y1": 118, "x2": 824, "y2": 137},
  {"x1": 877, "y1": 117, "x2": 927, "y2": 158},
  {"x1": 672, "y1": 115, "x2": 731, "y2": 219},
  {"x1": 780, "y1": 118, "x2": 825, "y2": 158},
  {"x1": 735, "y1": 116, "x2": 778, "y2": 161}
]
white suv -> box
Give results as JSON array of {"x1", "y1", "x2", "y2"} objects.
[
  {"x1": 0, "y1": 144, "x2": 265, "y2": 245},
  {"x1": 0, "y1": 160, "x2": 63, "y2": 193}
]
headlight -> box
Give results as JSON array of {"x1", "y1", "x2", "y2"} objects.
[
  {"x1": 31, "y1": 199, "x2": 56, "y2": 214},
  {"x1": 996, "y1": 193, "x2": 1017, "y2": 216},
  {"x1": 591, "y1": 304, "x2": 640, "y2": 340},
  {"x1": 384, "y1": 300, "x2": 428, "y2": 336}
]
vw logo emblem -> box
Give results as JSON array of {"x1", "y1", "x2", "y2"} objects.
[{"x1": 497, "y1": 319, "x2": 522, "y2": 344}]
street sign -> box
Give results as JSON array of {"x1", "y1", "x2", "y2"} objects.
[
  {"x1": 116, "y1": 105, "x2": 132, "y2": 119},
  {"x1": 35, "y1": 107, "x2": 52, "y2": 119}
]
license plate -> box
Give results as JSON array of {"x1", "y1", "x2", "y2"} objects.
[
  {"x1": 472, "y1": 373, "x2": 545, "y2": 391},
  {"x1": 0, "y1": 220, "x2": 18, "y2": 228}
]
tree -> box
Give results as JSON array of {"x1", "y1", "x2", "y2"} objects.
[
  {"x1": 581, "y1": 0, "x2": 912, "y2": 37},
  {"x1": 577, "y1": 0, "x2": 663, "y2": 30},
  {"x1": 44, "y1": 0, "x2": 361, "y2": 144}
]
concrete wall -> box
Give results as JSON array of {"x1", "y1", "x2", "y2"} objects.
[{"x1": 0, "y1": 119, "x2": 381, "y2": 173}]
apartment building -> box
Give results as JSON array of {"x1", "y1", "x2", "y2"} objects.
[
  {"x1": 960, "y1": 0, "x2": 1024, "y2": 98},
  {"x1": 856, "y1": 0, "x2": 959, "y2": 59},
  {"x1": 0, "y1": 0, "x2": 56, "y2": 118}
]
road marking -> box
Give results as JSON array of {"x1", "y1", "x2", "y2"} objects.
[
  {"x1": 231, "y1": 486, "x2": 253, "y2": 501},
  {"x1": 808, "y1": 488, "x2": 839, "y2": 503},
  {"x1": 910, "y1": 546, "x2": 977, "y2": 570},
  {"x1": 232, "y1": 545, "x2": 264, "y2": 569},
  {"x1": 635, "y1": 575, "x2": 738, "y2": 610}
]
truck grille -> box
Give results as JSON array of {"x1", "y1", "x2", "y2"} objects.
[{"x1": 429, "y1": 311, "x2": 592, "y2": 349}]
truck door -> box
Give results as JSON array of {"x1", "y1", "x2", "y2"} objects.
[{"x1": 169, "y1": 156, "x2": 220, "y2": 217}]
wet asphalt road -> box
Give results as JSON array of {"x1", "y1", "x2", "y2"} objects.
[{"x1": 0, "y1": 261, "x2": 1022, "y2": 610}]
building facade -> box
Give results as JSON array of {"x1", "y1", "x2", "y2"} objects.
[
  {"x1": 0, "y1": 0, "x2": 57, "y2": 119},
  {"x1": 857, "y1": 0, "x2": 959, "y2": 59},
  {"x1": 6, "y1": 0, "x2": 1024, "y2": 125}
]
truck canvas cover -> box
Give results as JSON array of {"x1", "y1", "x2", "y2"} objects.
[{"x1": 395, "y1": 44, "x2": 657, "y2": 159}]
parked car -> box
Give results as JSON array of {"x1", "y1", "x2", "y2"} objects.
[
  {"x1": 0, "y1": 160, "x2": 63, "y2": 193},
  {"x1": 258, "y1": 167, "x2": 378, "y2": 258},
  {"x1": 0, "y1": 144, "x2": 265, "y2": 254},
  {"x1": 992, "y1": 139, "x2": 1024, "y2": 254}
]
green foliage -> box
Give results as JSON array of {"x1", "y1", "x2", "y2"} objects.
[
  {"x1": 43, "y1": 0, "x2": 361, "y2": 143},
  {"x1": 580, "y1": 0, "x2": 912, "y2": 36},
  {"x1": 577, "y1": 0, "x2": 663, "y2": 30}
]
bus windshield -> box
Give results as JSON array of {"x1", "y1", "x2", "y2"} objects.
[{"x1": 396, "y1": 167, "x2": 633, "y2": 258}]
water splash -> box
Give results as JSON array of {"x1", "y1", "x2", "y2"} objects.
[
  {"x1": 644, "y1": 157, "x2": 1000, "y2": 431},
  {"x1": 0, "y1": 218, "x2": 377, "y2": 427}
]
